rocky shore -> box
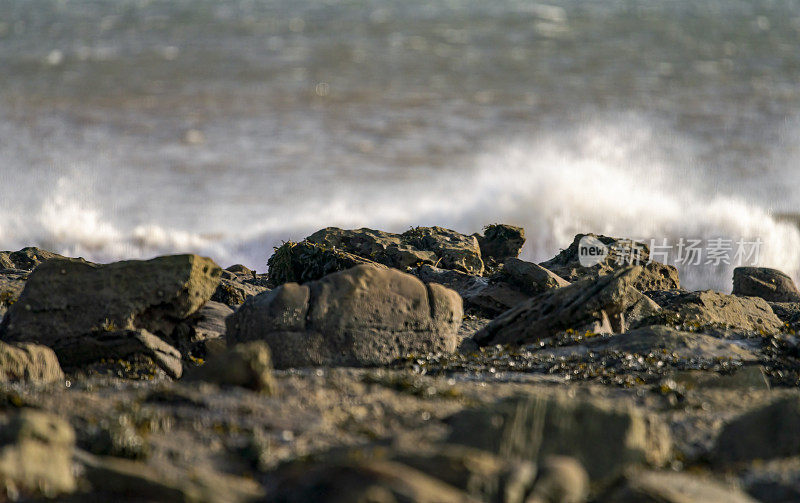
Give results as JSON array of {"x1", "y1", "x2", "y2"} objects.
[{"x1": 1, "y1": 225, "x2": 800, "y2": 502}]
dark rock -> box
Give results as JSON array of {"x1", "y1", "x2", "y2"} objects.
[
  {"x1": 225, "y1": 264, "x2": 254, "y2": 276},
  {"x1": 1, "y1": 255, "x2": 221, "y2": 377},
  {"x1": 603, "y1": 470, "x2": 758, "y2": 503},
  {"x1": 401, "y1": 226, "x2": 484, "y2": 275},
  {"x1": 0, "y1": 341, "x2": 64, "y2": 383},
  {"x1": 539, "y1": 234, "x2": 679, "y2": 291},
  {"x1": 228, "y1": 264, "x2": 462, "y2": 368},
  {"x1": 646, "y1": 290, "x2": 783, "y2": 334},
  {"x1": 476, "y1": 224, "x2": 525, "y2": 261},
  {"x1": 0, "y1": 247, "x2": 65, "y2": 271},
  {"x1": 58, "y1": 328, "x2": 184, "y2": 379},
  {"x1": 184, "y1": 341, "x2": 276, "y2": 393},
  {"x1": 266, "y1": 240, "x2": 380, "y2": 288},
  {"x1": 527, "y1": 456, "x2": 589, "y2": 503},
  {"x1": 474, "y1": 267, "x2": 661, "y2": 346},
  {"x1": 211, "y1": 270, "x2": 268, "y2": 307},
  {"x1": 414, "y1": 265, "x2": 528, "y2": 316},
  {"x1": 0, "y1": 268, "x2": 28, "y2": 319},
  {"x1": 76, "y1": 450, "x2": 264, "y2": 503},
  {"x1": 394, "y1": 444, "x2": 537, "y2": 503},
  {"x1": 0, "y1": 409, "x2": 76, "y2": 497},
  {"x1": 268, "y1": 459, "x2": 480, "y2": 503},
  {"x1": 500, "y1": 258, "x2": 570, "y2": 296},
  {"x1": 447, "y1": 391, "x2": 672, "y2": 481},
  {"x1": 712, "y1": 396, "x2": 800, "y2": 465},
  {"x1": 733, "y1": 267, "x2": 800, "y2": 303}
]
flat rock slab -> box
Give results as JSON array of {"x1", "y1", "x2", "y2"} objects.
[
  {"x1": 537, "y1": 326, "x2": 759, "y2": 362},
  {"x1": 228, "y1": 264, "x2": 463, "y2": 368},
  {"x1": 654, "y1": 290, "x2": 784, "y2": 334},
  {"x1": 1, "y1": 255, "x2": 221, "y2": 376}
]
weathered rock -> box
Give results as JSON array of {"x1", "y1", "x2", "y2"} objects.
[
  {"x1": 0, "y1": 409, "x2": 76, "y2": 497},
  {"x1": 0, "y1": 341, "x2": 64, "y2": 383},
  {"x1": 0, "y1": 269, "x2": 28, "y2": 319},
  {"x1": 414, "y1": 265, "x2": 528, "y2": 316},
  {"x1": 0, "y1": 247, "x2": 65, "y2": 271},
  {"x1": 447, "y1": 391, "x2": 672, "y2": 481},
  {"x1": 537, "y1": 326, "x2": 759, "y2": 362},
  {"x1": 712, "y1": 396, "x2": 800, "y2": 465},
  {"x1": 76, "y1": 450, "x2": 264, "y2": 503},
  {"x1": 172, "y1": 301, "x2": 233, "y2": 355},
  {"x1": 394, "y1": 445, "x2": 537, "y2": 503},
  {"x1": 268, "y1": 460, "x2": 480, "y2": 503},
  {"x1": 733, "y1": 267, "x2": 800, "y2": 303},
  {"x1": 476, "y1": 224, "x2": 526, "y2": 261},
  {"x1": 527, "y1": 456, "x2": 589, "y2": 503},
  {"x1": 185, "y1": 341, "x2": 276, "y2": 393},
  {"x1": 305, "y1": 226, "x2": 484, "y2": 275},
  {"x1": 500, "y1": 258, "x2": 570, "y2": 296},
  {"x1": 266, "y1": 240, "x2": 380, "y2": 287},
  {"x1": 603, "y1": 470, "x2": 758, "y2": 503},
  {"x1": 401, "y1": 226, "x2": 484, "y2": 275},
  {"x1": 228, "y1": 264, "x2": 462, "y2": 368},
  {"x1": 57, "y1": 328, "x2": 184, "y2": 379},
  {"x1": 211, "y1": 270, "x2": 268, "y2": 306},
  {"x1": 649, "y1": 290, "x2": 783, "y2": 334},
  {"x1": 474, "y1": 267, "x2": 661, "y2": 346},
  {"x1": 1, "y1": 255, "x2": 221, "y2": 376},
  {"x1": 539, "y1": 234, "x2": 679, "y2": 291}
]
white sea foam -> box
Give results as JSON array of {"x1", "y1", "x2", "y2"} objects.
[{"x1": 2, "y1": 120, "x2": 798, "y2": 293}]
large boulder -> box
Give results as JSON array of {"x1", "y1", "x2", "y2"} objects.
[
  {"x1": 539, "y1": 234, "x2": 680, "y2": 291},
  {"x1": 447, "y1": 391, "x2": 672, "y2": 481},
  {"x1": 0, "y1": 341, "x2": 64, "y2": 383},
  {"x1": 0, "y1": 409, "x2": 76, "y2": 497},
  {"x1": 712, "y1": 396, "x2": 800, "y2": 465},
  {"x1": 733, "y1": 267, "x2": 800, "y2": 303},
  {"x1": 0, "y1": 247, "x2": 65, "y2": 271},
  {"x1": 649, "y1": 290, "x2": 784, "y2": 334},
  {"x1": 227, "y1": 264, "x2": 462, "y2": 368},
  {"x1": 401, "y1": 226, "x2": 484, "y2": 275},
  {"x1": 474, "y1": 267, "x2": 661, "y2": 346},
  {"x1": 1, "y1": 255, "x2": 221, "y2": 377}
]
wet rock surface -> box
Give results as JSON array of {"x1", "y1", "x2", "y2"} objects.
[
  {"x1": 734, "y1": 266, "x2": 800, "y2": 303},
  {"x1": 2, "y1": 231, "x2": 800, "y2": 502}
]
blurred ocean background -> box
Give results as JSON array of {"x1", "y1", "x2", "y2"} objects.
[{"x1": 1, "y1": 0, "x2": 799, "y2": 290}]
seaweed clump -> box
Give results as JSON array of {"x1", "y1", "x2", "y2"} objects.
[{"x1": 266, "y1": 241, "x2": 375, "y2": 288}]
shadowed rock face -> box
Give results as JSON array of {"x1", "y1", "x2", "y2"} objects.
[
  {"x1": 733, "y1": 267, "x2": 800, "y2": 303},
  {"x1": 474, "y1": 267, "x2": 661, "y2": 346},
  {"x1": 227, "y1": 264, "x2": 463, "y2": 368},
  {"x1": 0, "y1": 255, "x2": 221, "y2": 376},
  {"x1": 0, "y1": 247, "x2": 65, "y2": 271}
]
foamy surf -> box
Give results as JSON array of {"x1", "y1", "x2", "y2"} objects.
[{"x1": 2, "y1": 120, "x2": 798, "y2": 293}]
